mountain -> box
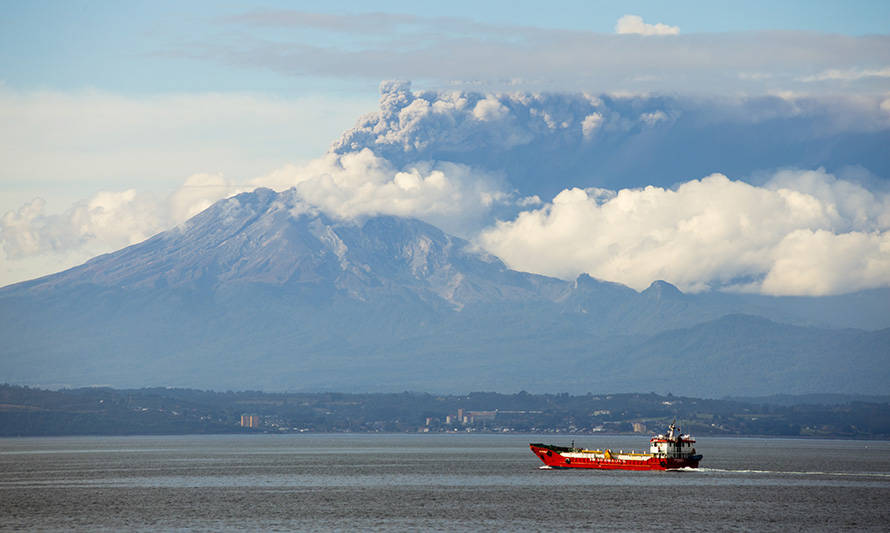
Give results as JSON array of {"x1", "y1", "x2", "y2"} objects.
[
  {"x1": 589, "y1": 314, "x2": 890, "y2": 397},
  {"x1": 1, "y1": 188, "x2": 888, "y2": 395}
]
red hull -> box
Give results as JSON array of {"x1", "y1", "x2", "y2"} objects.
[{"x1": 530, "y1": 444, "x2": 701, "y2": 471}]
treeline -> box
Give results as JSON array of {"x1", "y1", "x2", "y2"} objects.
[{"x1": 1, "y1": 384, "x2": 889, "y2": 438}]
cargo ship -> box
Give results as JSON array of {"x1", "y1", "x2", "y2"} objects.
[{"x1": 530, "y1": 422, "x2": 702, "y2": 470}]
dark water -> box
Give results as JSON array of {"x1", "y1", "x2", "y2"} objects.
[{"x1": 1, "y1": 434, "x2": 888, "y2": 531}]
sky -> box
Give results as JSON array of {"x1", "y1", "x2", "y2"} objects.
[{"x1": 1, "y1": 1, "x2": 889, "y2": 294}]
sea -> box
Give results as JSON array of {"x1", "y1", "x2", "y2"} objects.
[{"x1": 1, "y1": 433, "x2": 888, "y2": 532}]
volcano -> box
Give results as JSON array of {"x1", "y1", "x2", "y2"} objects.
[{"x1": 1, "y1": 188, "x2": 887, "y2": 395}]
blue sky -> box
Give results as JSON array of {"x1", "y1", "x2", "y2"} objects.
[
  {"x1": 1, "y1": 1, "x2": 889, "y2": 292},
  {"x1": 3, "y1": 1, "x2": 889, "y2": 95}
]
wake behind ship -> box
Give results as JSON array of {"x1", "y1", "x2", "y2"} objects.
[{"x1": 530, "y1": 422, "x2": 702, "y2": 470}]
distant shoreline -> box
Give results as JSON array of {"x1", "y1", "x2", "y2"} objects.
[{"x1": 2, "y1": 384, "x2": 888, "y2": 439}]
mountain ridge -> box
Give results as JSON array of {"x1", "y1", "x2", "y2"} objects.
[{"x1": 1, "y1": 187, "x2": 888, "y2": 395}]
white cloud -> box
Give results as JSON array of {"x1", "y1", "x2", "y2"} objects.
[
  {"x1": 760, "y1": 229, "x2": 890, "y2": 295},
  {"x1": 0, "y1": 137, "x2": 514, "y2": 286},
  {"x1": 801, "y1": 67, "x2": 890, "y2": 82},
  {"x1": 169, "y1": 173, "x2": 244, "y2": 223},
  {"x1": 1, "y1": 190, "x2": 166, "y2": 286},
  {"x1": 0, "y1": 88, "x2": 375, "y2": 216},
  {"x1": 0, "y1": 175, "x2": 243, "y2": 286},
  {"x1": 640, "y1": 110, "x2": 669, "y2": 126},
  {"x1": 196, "y1": 11, "x2": 890, "y2": 95},
  {"x1": 615, "y1": 15, "x2": 680, "y2": 36},
  {"x1": 478, "y1": 170, "x2": 890, "y2": 296},
  {"x1": 332, "y1": 84, "x2": 890, "y2": 203},
  {"x1": 472, "y1": 97, "x2": 509, "y2": 121},
  {"x1": 3, "y1": 82, "x2": 889, "y2": 297},
  {"x1": 253, "y1": 148, "x2": 508, "y2": 235},
  {"x1": 1, "y1": 191, "x2": 161, "y2": 260},
  {"x1": 768, "y1": 168, "x2": 890, "y2": 230},
  {"x1": 581, "y1": 112, "x2": 603, "y2": 138},
  {"x1": 5, "y1": 161, "x2": 889, "y2": 297}
]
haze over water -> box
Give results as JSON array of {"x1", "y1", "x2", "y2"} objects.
[{"x1": 2, "y1": 434, "x2": 889, "y2": 531}]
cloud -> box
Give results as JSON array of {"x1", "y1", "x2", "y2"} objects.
[
  {"x1": 0, "y1": 87, "x2": 375, "y2": 213},
  {"x1": 0, "y1": 175, "x2": 243, "y2": 286},
  {"x1": 477, "y1": 169, "x2": 890, "y2": 296},
  {"x1": 252, "y1": 148, "x2": 508, "y2": 236},
  {"x1": 333, "y1": 83, "x2": 890, "y2": 198},
  {"x1": 473, "y1": 96, "x2": 510, "y2": 121},
  {"x1": 225, "y1": 9, "x2": 420, "y2": 33},
  {"x1": 615, "y1": 15, "x2": 679, "y2": 36},
  {"x1": 1, "y1": 145, "x2": 508, "y2": 286},
  {"x1": 1, "y1": 191, "x2": 161, "y2": 260},
  {"x1": 1, "y1": 174, "x2": 243, "y2": 260},
  {"x1": 581, "y1": 112, "x2": 603, "y2": 138},
  {"x1": 639, "y1": 110, "x2": 669, "y2": 126},
  {"x1": 191, "y1": 11, "x2": 890, "y2": 95},
  {"x1": 760, "y1": 229, "x2": 890, "y2": 295},
  {"x1": 169, "y1": 173, "x2": 245, "y2": 223},
  {"x1": 4, "y1": 82, "x2": 889, "y2": 297},
  {"x1": 800, "y1": 67, "x2": 890, "y2": 82}
]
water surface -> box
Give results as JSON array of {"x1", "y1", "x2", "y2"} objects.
[{"x1": 1, "y1": 434, "x2": 888, "y2": 531}]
